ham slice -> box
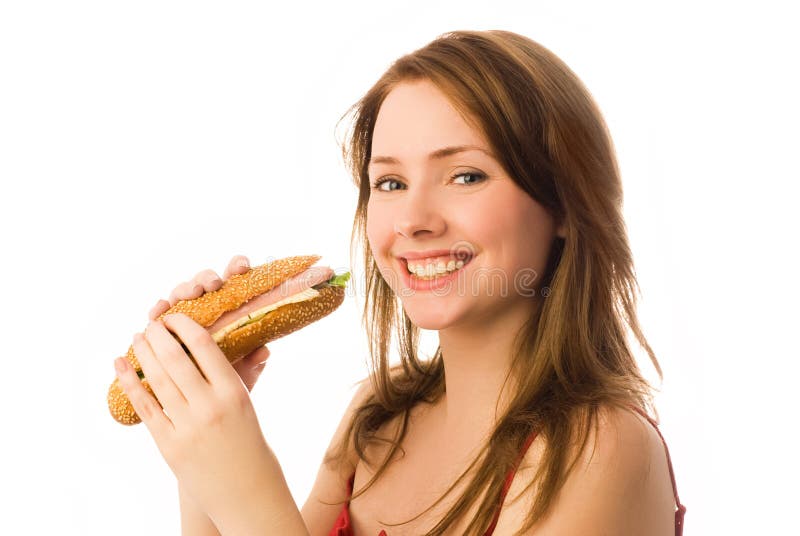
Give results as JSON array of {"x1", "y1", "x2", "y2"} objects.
[{"x1": 206, "y1": 265, "x2": 334, "y2": 337}]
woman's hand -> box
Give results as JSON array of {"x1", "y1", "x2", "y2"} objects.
[
  {"x1": 114, "y1": 312, "x2": 278, "y2": 526},
  {"x1": 147, "y1": 254, "x2": 270, "y2": 392}
]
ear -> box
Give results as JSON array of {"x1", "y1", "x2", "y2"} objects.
[{"x1": 555, "y1": 219, "x2": 566, "y2": 239}]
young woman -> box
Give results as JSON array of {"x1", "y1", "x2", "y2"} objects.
[{"x1": 117, "y1": 30, "x2": 686, "y2": 535}]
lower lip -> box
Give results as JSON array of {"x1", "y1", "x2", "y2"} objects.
[{"x1": 398, "y1": 257, "x2": 473, "y2": 292}]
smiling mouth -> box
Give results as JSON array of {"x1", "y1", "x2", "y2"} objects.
[{"x1": 401, "y1": 254, "x2": 474, "y2": 280}]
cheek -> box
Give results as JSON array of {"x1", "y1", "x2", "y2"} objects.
[
  {"x1": 366, "y1": 201, "x2": 391, "y2": 255},
  {"x1": 365, "y1": 204, "x2": 401, "y2": 290},
  {"x1": 512, "y1": 203, "x2": 557, "y2": 271},
  {"x1": 365, "y1": 203, "x2": 377, "y2": 242}
]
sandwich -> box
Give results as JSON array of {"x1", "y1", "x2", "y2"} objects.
[{"x1": 107, "y1": 254, "x2": 350, "y2": 425}]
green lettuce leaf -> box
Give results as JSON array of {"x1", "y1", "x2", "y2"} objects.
[{"x1": 328, "y1": 272, "x2": 351, "y2": 288}]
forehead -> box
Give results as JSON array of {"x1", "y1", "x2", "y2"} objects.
[{"x1": 371, "y1": 80, "x2": 490, "y2": 159}]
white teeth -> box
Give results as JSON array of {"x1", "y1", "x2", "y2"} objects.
[{"x1": 406, "y1": 257, "x2": 469, "y2": 277}]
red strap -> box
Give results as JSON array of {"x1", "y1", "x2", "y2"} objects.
[
  {"x1": 337, "y1": 407, "x2": 686, "y2": 536},
  {"x1": 627, "y1": 405, "x2": 686, "y2": 536},
  {"x1": 484, "y1": 427, "x2": 540, "y2": 534},
  {"x1": 486, "y1": 407, "x2": 686, "y2": 536},
  {"x1": 327, "y1": 474, "x2": 356, "y2": 536}
]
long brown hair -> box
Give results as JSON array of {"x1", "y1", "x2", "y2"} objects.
[{"x1": 323, "y1": 29, "x2": 664, "y2": 535}]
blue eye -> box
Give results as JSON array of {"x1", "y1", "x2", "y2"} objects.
[
  {"x1": 371, "y1": 178, "x2": 404, "y2": 192},
  {"x1": 370, "y1": 171, "x2": 487, "y2": 192},
  {"x1": 453, "y1": 171, "x2": 486, "y2": 185}
]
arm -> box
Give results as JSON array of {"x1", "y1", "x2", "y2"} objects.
[
  {"x1": 179, "y1": 482, "x2": 221, "y2": 536},
  {"x1": 177, "y1": 448, "x2": 309, "y2": 536},
  {"x1": 200, "y1": 441, "x2": 311, "y2": 536}
]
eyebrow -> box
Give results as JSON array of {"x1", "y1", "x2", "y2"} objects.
[{"x1": 367, "y1": 145, "x2": 494, "y2": 168}]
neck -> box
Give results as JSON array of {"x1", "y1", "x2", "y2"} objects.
[{"x1": 434, "y1": 298, "x2": 541, "y2": 443}]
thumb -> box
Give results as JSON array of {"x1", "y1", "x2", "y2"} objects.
[
  {"x1": 243, "y1": 362, "x2": 267, "y2": 393},
  {"x1": 246, "y1": 345, "x2": 271, "y2": 366},
  {"x1": 233, "y1": 346, "x2": 271, "y2": 392}
]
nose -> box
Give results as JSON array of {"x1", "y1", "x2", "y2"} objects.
[{"x1": 392, "y1": 188, "x2": 446, "y2": 239}]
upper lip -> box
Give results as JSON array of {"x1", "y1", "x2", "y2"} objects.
[{"x1": 398, "y1": 249, "x2": 474, "y2": 262}]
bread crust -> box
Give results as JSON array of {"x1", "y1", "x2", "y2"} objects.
[{"x1": 107, "y1": 255, "x2": 345, "y2": 425}]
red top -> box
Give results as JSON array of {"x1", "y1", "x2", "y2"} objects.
[{"x1": 329, "y1": 405, "x2": 686, "y2": 536}]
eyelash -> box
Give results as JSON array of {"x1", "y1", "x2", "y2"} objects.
[{"x1": 370, "y1": 171, "x2": 487, "y2": 192}]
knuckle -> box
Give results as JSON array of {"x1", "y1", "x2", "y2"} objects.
[
  {"x1": 223, "y1": 387, "x2": 250, "y2": 410},
  {"x1": 188, "y1": 329, "x2": 212, "y2": 347},
  {"x1": 132, "y1": 385, "x2": 159, "y2": 421},
  {"x1": 174, "y1": 282, "x2": 202, "y2": 301},
  {"x1": 197, "y1": 404, "x2": 226, "y2": 427},
  {"x1": 206, "y1": 279, "x2": 223, "y2": 292},
  {"x1": 231, "y1": 255, "x2": 249, "y2": 268},
  {"x1": 141, "y1": 373, "x2": 160, "y2": 393},
  {"x1": 204, "y1": 275, "x2": 223, "y2": 290},
  {"x1": 137, "y1": 398, "x2": 157, "y2": 421},
  {"x1": 197, "y1": 269, "x2": 220, "y2": 282},
  {"x1": 170, "y1": 283, "x2": 191, "y2": 301}
]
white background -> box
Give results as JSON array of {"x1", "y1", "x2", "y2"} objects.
[{"x1": 2, "y1": 1, "x2": 797, "y2": 534}]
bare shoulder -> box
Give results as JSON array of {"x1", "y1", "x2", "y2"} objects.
[{"x1": 495, "y1": 404, "x2": 676, "y2": 536}]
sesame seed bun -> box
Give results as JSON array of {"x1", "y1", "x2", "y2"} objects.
[{"x1": 107, "y1": 255, "x2": 346, "y2": 425}]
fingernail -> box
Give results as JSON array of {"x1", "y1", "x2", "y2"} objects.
[{"x1": 115, "y1": 357, "x2": 129, "y2": 375}]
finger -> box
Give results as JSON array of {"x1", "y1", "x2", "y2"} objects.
[
  {"x1": 168, "y1": 281, "x2": 204, "y2": 307},
  {"x1": 232, "y1": 346, "x2": 270, "y2": 374},
  {"x1": 193, "y1": 269, "x2": 223, "y2": 292},
  {"x1": 114, "y1": 356, "x2": 174, "y2": 435},
  {"x1": 148, "y1": 299, "x2": 171, "y2": 321},
  {"x1": 241, "y1": 362, "x2": 267, "y2": 393},
  {"x1": 243, "y1": 345, "x2": 271, "y2": 366},
  {"x1": 133, "y1": 331, "x2": 189, "y2": 421},
  {"x1": 144, "y1": 319, "x2": 211, "y2": 403},
  {"x1": 162, "y1": 313, "x2": 240, "y2": 387},
  {"x1": 230, "y1": 347, "x2": 269, "y2": 390},
  {"x1": 223, "y1": 255, "x2": 250, "y2": 280}
]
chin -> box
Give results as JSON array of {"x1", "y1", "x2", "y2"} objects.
[{"x1": 398, "y1": 298, "x2": 462, "y2": 331}]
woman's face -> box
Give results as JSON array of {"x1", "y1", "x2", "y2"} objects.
[{"x1": 366, "y1": 80, "x2": 564, "y2": 331}]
